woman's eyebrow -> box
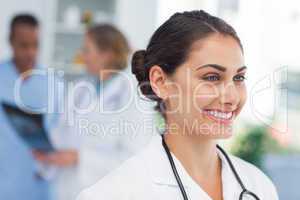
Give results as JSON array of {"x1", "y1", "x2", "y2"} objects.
[
  {"x1": 196, "y1": 64, "x2": 247, "y2": 72},
  {"x1": 237, "y1": 66, "x2": 247, "y2": 72},
  {"x1": 196, "y1": 64, "x2": 226, "y2": 72}
]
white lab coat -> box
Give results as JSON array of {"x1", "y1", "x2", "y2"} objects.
[
  {"x1": 77, "y1": 134, "x2": 279, "y2": 200},
  {"x1": 50, "y1": 69, "x2": 155, "y2": 200}
]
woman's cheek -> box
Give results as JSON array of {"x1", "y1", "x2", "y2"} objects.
[
  {"x1": 238, "y1": 84, "x2": 247, "y2": 108},
  {"x1": 193, "y1": 84, "x2": 218, "y2": 111},
  {"x1": 233, "y1": 84, "x2": 247, "y2": 118}
]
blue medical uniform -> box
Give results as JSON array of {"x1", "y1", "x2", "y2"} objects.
[{"x1": 0, "y1": 59, "x2": 59, "y2": 200}]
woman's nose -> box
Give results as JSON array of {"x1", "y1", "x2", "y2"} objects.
[{"x1": 219, "y1": 81, "x2": 240, "y2": 108}]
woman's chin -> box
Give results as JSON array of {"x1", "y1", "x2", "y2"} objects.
[
  {"x1": 213, "y1": 123, "x2": 234, "y2": 139},
  {"x1": 214, "y1": 131, "x2": 233, "y2": 139},
  {"x1": 195, "y1": 122, "x2": 234, "y2": 139}
]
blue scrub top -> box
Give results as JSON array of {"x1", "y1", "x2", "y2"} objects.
[{"x1": 0, "y1": 60, "x2": 59, "y2": 200}]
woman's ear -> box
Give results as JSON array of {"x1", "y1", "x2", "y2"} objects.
[{"x1": 149, "y1": 65, "x2": 169, "y2": 100}]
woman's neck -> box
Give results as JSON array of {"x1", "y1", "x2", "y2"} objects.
[
  {"x1": 164, "y1": 132, "x2": 220, "y2": 179},
  {"x1": 163, "y1": 114, "x2": 224, "y2": 199},
  {"x1": 164, "y1": 130, "x2": 223, "y2": 199}
]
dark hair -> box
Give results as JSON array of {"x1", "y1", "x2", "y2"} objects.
[
  {"x1": 87, "y1": 24, "x2": 130, "y2": 70},
  {"x1": 131, "y1": 10, "x2": 243, "y2": 118},
  {"x1": 10, "y1": 14, "x2": 39, "y2": 40}
]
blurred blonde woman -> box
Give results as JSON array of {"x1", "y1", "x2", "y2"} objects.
[{"x1": 36, "y1": 24, "x2": 155, "y2": 200}]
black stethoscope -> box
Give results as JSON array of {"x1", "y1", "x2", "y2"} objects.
[{"x1": 161, "y1": 135, "x2": 261, "y2": 200}]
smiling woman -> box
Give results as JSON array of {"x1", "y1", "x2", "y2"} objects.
[{"x1": 77, "y1": 10, "x2": 279, "y2": 200}]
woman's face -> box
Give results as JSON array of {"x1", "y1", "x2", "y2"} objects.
[
  {"x1": 82, "y1": 34, "x2": 114, "y2": 75},
  {"x1": 157, "y1": 34, "x2": 247, "y2": 138}
]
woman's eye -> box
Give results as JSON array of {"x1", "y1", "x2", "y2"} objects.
[
  {"x1": 202, "y1": 75, "x2": 220, "y2": 81},
  {"x1": 233, "y1": 75, "x2": 246, "y2": 82}
]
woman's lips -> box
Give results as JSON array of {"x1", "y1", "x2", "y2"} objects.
[{"x1": 202, "y1": 109, "x2": 235, "y2": 125}]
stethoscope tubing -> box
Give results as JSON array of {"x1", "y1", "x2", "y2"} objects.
[{"x1": 161, "y1": 135, "x2": 260, "y2": 200}]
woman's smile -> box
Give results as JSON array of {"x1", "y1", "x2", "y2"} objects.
[{"x1": 202, "y1": 108, "x2": 236, "y2": 125}]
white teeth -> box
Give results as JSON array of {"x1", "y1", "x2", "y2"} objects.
[{"x1": 204, "y1": 110, "x2": 233, "y2": 120}]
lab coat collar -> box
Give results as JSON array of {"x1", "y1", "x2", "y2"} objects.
[
  {"x1": 144, "y1": 134, "x2": 241, "y2": 198},
  {"x1": 144, "y1": 134, "x2": 191, "y2": 188}
]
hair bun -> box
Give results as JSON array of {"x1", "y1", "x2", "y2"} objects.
[{"x1": 131, "y1": 50, "x2": 147, "y2": 82}]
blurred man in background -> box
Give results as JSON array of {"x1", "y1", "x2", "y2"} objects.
[{"x1": 0, "y1": 14, "x2": 53, "y2": 200}]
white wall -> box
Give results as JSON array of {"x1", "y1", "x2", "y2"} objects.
[
  {"x1": 116, "y1": 0, "x2": 214, "y2": 50},
  {"x1": 156, "y1": 0, "x2": 208, "y2": 26},
  {"x1": 115, "y1": 0, "x2": 159, "y2": 50}
]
